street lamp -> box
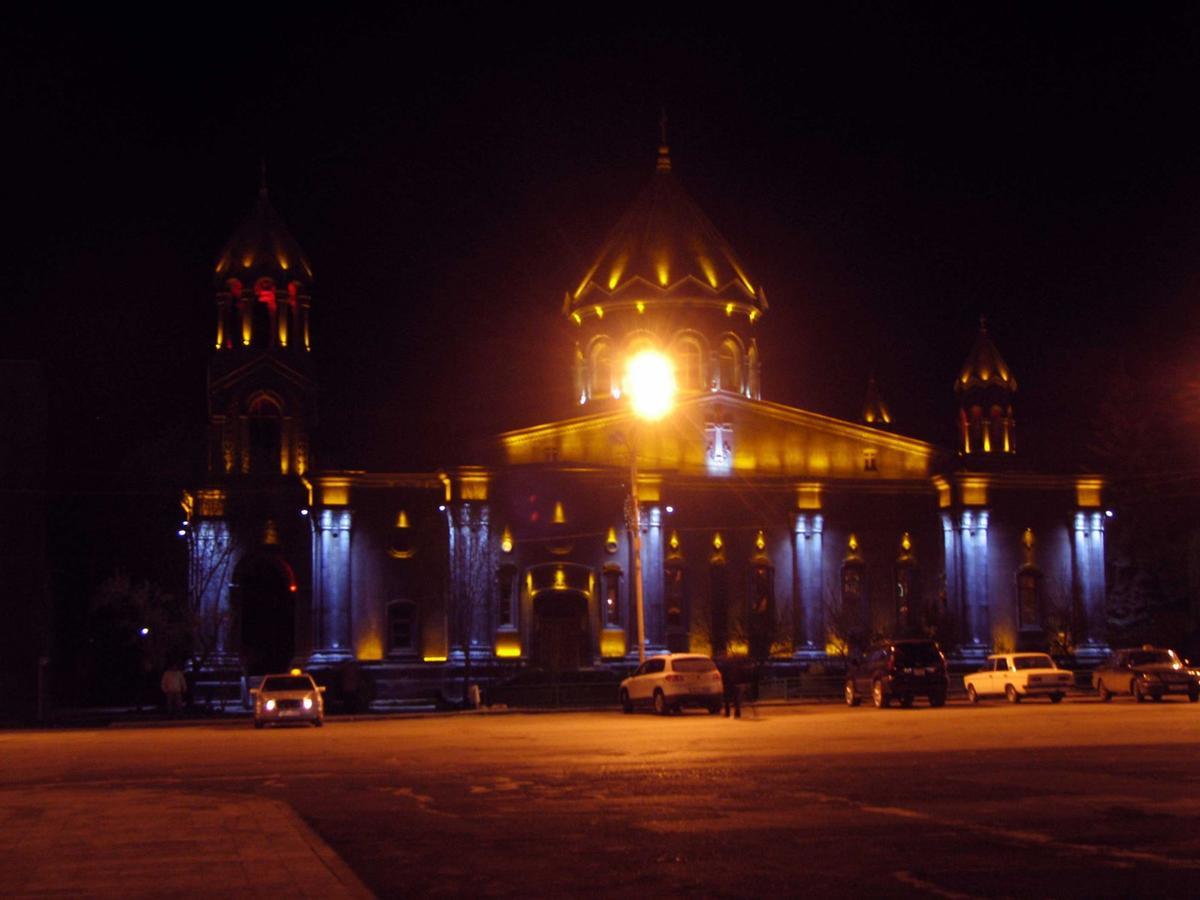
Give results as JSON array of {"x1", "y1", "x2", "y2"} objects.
[{"x1": 623, "y1": 350, "x2": 676, "y2": 664}]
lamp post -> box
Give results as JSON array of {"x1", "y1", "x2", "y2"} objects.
[{"x1": 623, "y1": 351, "x2": 676, "y2": 665}]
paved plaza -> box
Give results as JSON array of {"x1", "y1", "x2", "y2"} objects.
[{"x1": 2, "y1": 699, "x2": 1199, "y2": 898}]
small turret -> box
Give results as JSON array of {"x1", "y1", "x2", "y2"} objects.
[
  {"x1": 861, "y1": 376, "x2": 892, "y2": 427},
  {"x1": 955, "y1": 317, "x2": 1016, "y2": 457}
]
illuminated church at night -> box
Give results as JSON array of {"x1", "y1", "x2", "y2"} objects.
[{"x1": 185, "y1": 140, "x2": 1110, "y2": 699}]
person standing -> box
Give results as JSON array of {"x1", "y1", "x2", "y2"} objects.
[
  {"x1": 161, "y1": 664, "x2": 187, "y2": 717},
  {"x1": 718, "y1": 657, "x2": 742, "y2": 718}
]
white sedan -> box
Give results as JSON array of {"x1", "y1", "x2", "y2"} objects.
[
  {"x1": 963, "y1": 653, "x2": 1073, "y2": 704},
  {"x1": 251, "y1": 671, "x2": 326, "y2": 727},
  {"x1": 619, "y1": 653, "x2": 724, "y2": 715}
]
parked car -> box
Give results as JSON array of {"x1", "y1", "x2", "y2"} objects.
[
  {"x1": 1091, "y1": 647, "x2": 1200, "y2": 703},
  {"x1": 619, "y1": 653, "x2": 723, "y2": 715},
  {"x1": 251, "y1": 670, "x2": 326, "y2": 727},
  {"x1": 844, "y1": 639, "x2": 948, "y2": 708},
  {"x1": 963, "y1": 653, "x2": 1073, "y2": 704}
]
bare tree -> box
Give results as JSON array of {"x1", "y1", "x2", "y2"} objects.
[
  {"x1": 184, "y1": 520, "x2": 237, "y2": 694},
  {"x1": 823, "y1": 589, "x2": 868, "y2": 671}
]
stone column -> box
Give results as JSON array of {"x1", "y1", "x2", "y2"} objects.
[
  {"x1": 941, "y1": 512, "x2": 961, "y2": 640},
  {"x1": 960, "y1": 509, "x2": 990, "y2": 659},
  {"x1": 310, "y1": 508, "x2": 353, "y2": 663},
  {"x1": 1073, "y1": 510, "x2": 1110, "y2": 663},
  {"x1": 448, "y1": 502, "x2": 493, "y2": 659},
  {"x1": 643, "y1": 506, "x2": 666, "y2": 653},
  {"x1": 793, "y1": 513, "x2": 824, "y2": 658}
]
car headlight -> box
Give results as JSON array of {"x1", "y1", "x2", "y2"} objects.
[
  {"x1": 265, "y1": 699, "x2": 276, "y2": 711},
  {"x1": 303, "y1": 697, "x2": 313, "y2": 710}
]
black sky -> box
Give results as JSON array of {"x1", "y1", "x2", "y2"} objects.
[{"x1": 7, "y1": 5, "x2": 1200, "y2": 483}]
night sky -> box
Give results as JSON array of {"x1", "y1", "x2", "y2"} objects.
[{"x1": 7, "y1": 5, "x2": 1200, "y2": 490}]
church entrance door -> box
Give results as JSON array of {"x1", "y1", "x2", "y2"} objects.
[
  {"x1": 532, "y1": 591, "x2": 589, "y2": 672},
  {"x1": 233, "y1": 552, "x2": 296, "y2": 675}
]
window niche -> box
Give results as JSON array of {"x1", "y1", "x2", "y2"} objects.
[
  {"x1": 246, "y1": 394, "x2": 284, "y2": 475},
  {"x1": 497, "y1": 564, "x2": 517, "y2": 628},
  {"x1": 387, "y1": 600, "x2": 418, "y2": 656},
  {"x1": 601, "y1": 564, "x2": 622, "y2": 628},
  {"x1": 748, "y1": 561, "x2": 774, "y2": 661},
  {"x1": 664, "y1": 560, "x2": 687, "y2": 652},
  {"x1": 894, "y1": 533, "x2": 919, "y2": 635},
  {"x1": 1017, "y1": 567, "x2": 1043, "y2": 631}
]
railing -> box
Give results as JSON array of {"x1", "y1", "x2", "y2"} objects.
[
  {"x1": 754, "y1": 675, "x2": 846, "y2": 701},
  {"x1": 486, "y1": 681, "x2": 621, "y2": 709}
]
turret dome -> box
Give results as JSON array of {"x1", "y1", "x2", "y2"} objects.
[{"x1": 213, "y1": 184, "x2": 313, "y2": 290}]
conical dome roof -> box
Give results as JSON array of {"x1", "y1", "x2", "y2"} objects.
[
  {"x1": 956, "y1": 319, "x2": 1016, "y2": 394},
  {"x1": 566, "y1": 144, "x2": 765, "y2": 318},
  {"x1": 213, "y1": 185, "x2": 313, "y2": 288}
]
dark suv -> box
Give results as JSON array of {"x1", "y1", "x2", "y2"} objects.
[{"x1": 845, "y1": 639, "x2": 949, "y2": 708}]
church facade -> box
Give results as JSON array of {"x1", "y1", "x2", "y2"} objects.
[{"x1": 185, "y1": 144, "x2": 1109, "y2": 701}]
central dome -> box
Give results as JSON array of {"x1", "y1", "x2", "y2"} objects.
[
  {"x1": 565, "y1": 145, "x2": 766, "y2": 321},
  {"x1": 566, "y1": 144, "x2": 767, "y2": 406}
]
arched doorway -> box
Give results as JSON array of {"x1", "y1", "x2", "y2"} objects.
[
  {"x1": 232, "y1": 552, "x2": 297, "y2": 675},
  {"x1": 532, "y1": 591, "x2": 589, "y2": 672}
]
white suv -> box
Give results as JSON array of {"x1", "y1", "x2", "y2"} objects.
[{"x1": 619, "y1": 653, "x2": 724, "y2": 715}]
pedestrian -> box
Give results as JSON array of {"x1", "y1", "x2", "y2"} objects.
[
  {"x1": 161, "y1": 664, "x2": 187, "y2": 717},
  {"x1": 467, "y1": 682, "x2": 481, "y2": 710},
  {"x1": 718, "y1": 657, "x2": 742, "y2": 718}
]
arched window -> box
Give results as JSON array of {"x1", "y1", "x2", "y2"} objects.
[
  {"x1": 590, "y1": 340, "x2": 613, "y2": 400},
  {"x1": 718, "y1": 338, "x2": 742, "y2": 393},
  {"x1": 247, "y1": 395, "x2": 283, "y2": 474},
  {"x1": 253, "y1": 278, "x2": 277, "y2": 349},
  {"x1": 387, "y1": 601, "x2": 418, "y2": 655},
  {"x1": 673, "y1": 337, "x2": 705, "y2": 391}
]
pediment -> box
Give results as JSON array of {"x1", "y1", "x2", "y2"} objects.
[
  {"x1": 498, "y1": 394, "x2": 942, "y2": 480},
  {"x1": 208, "y1": 354, "x2": 315, "y2": 396}
]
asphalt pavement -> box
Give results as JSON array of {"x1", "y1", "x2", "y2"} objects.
[{"x1": 2, "y1": 697, "x2": 1199, "y2": 898}]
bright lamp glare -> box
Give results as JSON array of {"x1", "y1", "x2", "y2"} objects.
[{"x1": 625, "y1": 351, "x2": 676, "y2": 420}]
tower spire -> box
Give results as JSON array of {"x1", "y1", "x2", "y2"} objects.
[{"x1": 656, "y1": 109, "x2": 671, "y2": 173}]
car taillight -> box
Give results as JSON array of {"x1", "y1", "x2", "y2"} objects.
[{"x1": 665, "y1": 674, "x2": 685, "y2": 682}]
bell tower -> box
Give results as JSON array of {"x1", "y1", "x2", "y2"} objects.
[
  {"x1": 208, "y1": 176, "x2": 317, "y2": 479},
  {"x1": 184, "y1": 175, "x2": 318, "y2": 687},
  {"x1": 955, "y1": 317, "x2": 1016, "y2": 459}
]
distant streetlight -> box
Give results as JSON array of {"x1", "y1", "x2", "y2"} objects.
[{"x1": 623, "y1": 350, "x2": 676, "y2": 665}]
